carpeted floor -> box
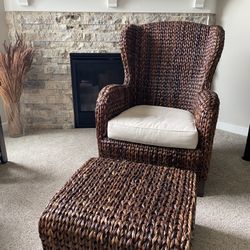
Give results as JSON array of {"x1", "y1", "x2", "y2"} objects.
[{"x1": 0, "y1": 129, "x2": 249, "y2": 250}]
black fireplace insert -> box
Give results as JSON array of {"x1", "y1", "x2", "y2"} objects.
[{"x1": 70, "y1": 53, "x2": 124, "y2": 128}]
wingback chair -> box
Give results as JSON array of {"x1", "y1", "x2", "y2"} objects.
[{"x1": 96, "y1": 21, "x2": 224, "y2": 196}]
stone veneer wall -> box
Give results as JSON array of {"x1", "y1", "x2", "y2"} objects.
[{"x1": 5, "y1": 12, "x2": 215, "y2": 130}]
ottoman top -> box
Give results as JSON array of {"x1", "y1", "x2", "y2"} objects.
[{"x1": 40, "y1": 157, "x2": 196, "y2": 249}]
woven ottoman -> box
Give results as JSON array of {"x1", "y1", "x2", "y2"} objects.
[{"x1": 39, "y1": 157, "x2": 196, "y2": 250}]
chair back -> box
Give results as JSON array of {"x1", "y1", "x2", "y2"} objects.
[{"x1": 121, "y1": 21, "x2": 224, "y2": 110}]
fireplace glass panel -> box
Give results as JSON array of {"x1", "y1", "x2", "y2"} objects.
[{"x1": 71, "y1": 53, "x2": 124, "y2": 127}]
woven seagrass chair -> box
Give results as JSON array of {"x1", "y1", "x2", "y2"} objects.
[{"x1": 96, "y1": 21, "x2": 224, "y2": 196}]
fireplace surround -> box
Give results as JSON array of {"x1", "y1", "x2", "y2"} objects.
[{"x1": 5, "y1": 12, "x2": 215, "y2": 130}]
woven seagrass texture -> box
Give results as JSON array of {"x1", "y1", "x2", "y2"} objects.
[
  {"x1": 39, "y1": 157, "x2": 196, "y2": 250},
  {"x1": 96, "y1": 21, "x2": 224, "y2": 181}
]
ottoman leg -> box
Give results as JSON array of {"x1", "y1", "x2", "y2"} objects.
[{"x1": 197, "y1": 179, "x2": 205, "y2": 197}]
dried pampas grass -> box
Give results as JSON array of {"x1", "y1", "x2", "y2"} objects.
[{"x1": 0, "y1": 34, "x2": 34, "y2": 137}]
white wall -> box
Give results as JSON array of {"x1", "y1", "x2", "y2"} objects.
[
  {"x1": 4, "y1": 0, "x2": 216, "y2": 13},
  {"x1": 215, "y1": 0, "x2": 250, "y2": 135},
  {"x1": 0, "y1": 0, "x2": 8, "y2": 124},
  {"x1": 0, "y1": 0, "x2": 8, "y2": 50}
]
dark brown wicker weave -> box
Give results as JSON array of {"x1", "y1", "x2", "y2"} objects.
[
  {"x1": 96, "y1": 21, "x2": 224, "y2": 195},
  {"x1": 39, "y1": 157, "x2": 196, "y2": 250}
]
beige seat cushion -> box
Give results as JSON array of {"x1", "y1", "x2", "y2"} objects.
[{"x1": 107, "y1": 105, "x2": 198, "y2": 149}]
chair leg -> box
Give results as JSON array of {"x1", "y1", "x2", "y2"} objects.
[{"x1": 197, "y1": 179, "x2": 205, "y2": 197}]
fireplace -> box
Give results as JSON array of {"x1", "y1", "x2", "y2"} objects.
[{"x1": 70, "y1": 53, "x2": 124, "y2": 128}]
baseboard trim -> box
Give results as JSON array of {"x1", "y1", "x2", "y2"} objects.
[{"x1": 217, "y1": 122, "x2": 248, "y2": 136}]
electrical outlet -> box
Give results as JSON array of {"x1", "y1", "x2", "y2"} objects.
[
  {"x1": 17, "y1": 0, "x2": 29, "y2": 6},
  {"x1": 193, "y1": 0, "x2": 205, "y2": 9},
  {"x1": 107, "y1": 0, "x2": 117, "y2": 8}
]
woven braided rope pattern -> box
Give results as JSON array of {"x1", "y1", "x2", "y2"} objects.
[
  {"x1": 96, "y1": 21, "x2": 225, "y2": 181},
  {"x1": 39, "y1": 157, "x2": 196, "y2": 250}
]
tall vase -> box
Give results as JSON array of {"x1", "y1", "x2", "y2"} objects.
[{"x1": 5, "y1": 102, "x2": 23, "y2": 137}]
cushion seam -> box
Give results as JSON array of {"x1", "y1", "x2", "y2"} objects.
[{"x1": 108, "y1": 123, "x2": 197, "y2": 133}]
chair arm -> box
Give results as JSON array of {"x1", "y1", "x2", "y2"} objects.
[
  {"x1": 95, "y1": 84, "x2": 132, "y2": 140},
  {"x1": 193, "y1": 89, "x2": 220, "y2": 151}
]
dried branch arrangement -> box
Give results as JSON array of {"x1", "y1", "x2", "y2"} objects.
[{"x1": 0, "y1": 34, "x2": 34, "y2": 137}]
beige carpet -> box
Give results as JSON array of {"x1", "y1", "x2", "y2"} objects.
[{"x1": 0, "y1": 129, "x2": 249, "y2": 250}]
